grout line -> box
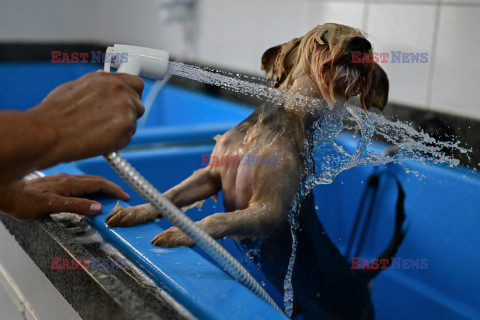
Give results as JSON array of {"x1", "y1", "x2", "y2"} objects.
[{"x1": 425, "y1": 0, "x2": 442, "y2": 109}]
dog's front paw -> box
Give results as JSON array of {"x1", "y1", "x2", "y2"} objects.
[
  {"x1": 151, "y1": 227, "x2": 194, "y2": 247},
  {"x1": 106, "y1": 203, "x2": 157, "y2": 227}
]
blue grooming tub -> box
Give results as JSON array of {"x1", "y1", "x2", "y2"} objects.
[
  {"x1": 37, "y1": 134, "x2": 480, "y2": 320},
  {"x1": 1, "y1": 62, "x2": 479, "y2": 319},
  {"x1": 42, "y1": 148, "x2": 288, "y2": 320}
]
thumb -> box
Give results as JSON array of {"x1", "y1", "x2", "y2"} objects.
[{"x1": 48, "y1": 196, "x2": 103, "y2": 216}]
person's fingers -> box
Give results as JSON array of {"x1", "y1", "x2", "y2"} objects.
[
  {"x1": 66, "y1": 175, "x2": 130, "y2": 201},
  {"x1": 131, "y1": 94, "x2": 145, "y2": 118},
  {"x1": 108, "y1": 76, "x2": 145, "y2": 118},
  {"x1": 46, "y1": 195, "x2": 103, "y2": 216},
  {"x1": 41, "y1": 174, "x2": 130, "y2": 201},
  {"x1": 108, "y1": 73, "x2": 145, "y2": 98},
  {"x1": 121, "y1": 83, "x2": 145, "y2": 118}
]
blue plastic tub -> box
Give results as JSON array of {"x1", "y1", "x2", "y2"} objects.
[
  {"x1": 42, "y1": 148, "x2": 287, "y2": 320},
  {"x1": 37, "y1": 134, "x2": 480, "y2": 320},
  {"x1": 0, "y1": 62, "x2": 253, "y2": 146},
  {"x1": 2, "y1": 62, "x2": 480, "y2": 319}
]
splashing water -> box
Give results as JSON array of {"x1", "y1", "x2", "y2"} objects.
[
  {"x1": 166, "y1": 61, "x2": 471, "y2": 317},
  {"x1": 167, "y1": 61, "x2": 468, "y2": 169},
  {"x1": 243, "y1": 247, "x2": 262, "y2": 270},
  {"x1": 283, "y1": 192, "x2": 301, "y2": 316}
]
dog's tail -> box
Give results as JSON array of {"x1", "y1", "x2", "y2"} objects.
[{"x1": 359, "y1": 180, "x2": 407, "y2": 280}]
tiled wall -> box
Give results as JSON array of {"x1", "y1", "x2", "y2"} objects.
[
  {"x1": 0, "y1": 0, "x2": 96, "y2": 42},
  {"x1": 1, "y1": 0, "x2": 479, "y2": 119}
]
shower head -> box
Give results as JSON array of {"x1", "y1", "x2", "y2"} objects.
[{"x1": 104, "y1": 44, "x2": 169, "y2": 80}]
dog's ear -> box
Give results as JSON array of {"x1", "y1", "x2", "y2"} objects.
[
  {"x1": 261, "y1": 37, "x2": 301, "y2": 88},
  {"x1": 364, "y1": 63, "x2": 389, "y2": 110},
  {"x1": 261, "y1": 45, "x2": 282, "y2": 82}
]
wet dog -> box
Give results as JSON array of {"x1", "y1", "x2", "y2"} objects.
[{"x1": 106, "y1": 23, "x2": 404, "y2": 319}]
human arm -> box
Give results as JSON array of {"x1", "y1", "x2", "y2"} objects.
[{"x1": 0, "y1": 71, "x2": 144, "y2": 184}]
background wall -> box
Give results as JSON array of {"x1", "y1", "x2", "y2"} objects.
[{"x1": 1, "y1": 0, "x2": 479, "y2": 119}]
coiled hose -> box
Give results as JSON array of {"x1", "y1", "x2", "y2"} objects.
[{"x1": 103, "y1": 152, "x2": 282, "y2": 313}]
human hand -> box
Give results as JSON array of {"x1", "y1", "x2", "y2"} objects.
[
  {"x1": 0, "y1": 173, "x2": 130, "y2": 220},
  {"x1": 26, "y1": 71, "x2": 145, "y2": 163}
]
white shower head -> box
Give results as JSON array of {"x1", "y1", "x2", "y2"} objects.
[{"x1": 104, "y1": 44, "x2": 169, "y2": 79}]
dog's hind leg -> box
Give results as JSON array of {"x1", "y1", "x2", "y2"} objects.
[
  {"x1": 106, "y1": 167, "x2": 220, "y2": 227},
  {"x1": 151, "y1": 201, "x2": 287, "y2": 247}
]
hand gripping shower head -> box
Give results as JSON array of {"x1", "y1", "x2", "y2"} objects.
[{"x1": 102, "y1": 45, "x2": 282, "y2": 314}]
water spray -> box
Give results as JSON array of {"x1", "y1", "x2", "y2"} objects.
[{"x1": 103, "y1": 44, "x2": 282, "y2": 314}]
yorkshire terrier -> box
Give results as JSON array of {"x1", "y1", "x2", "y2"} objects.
[{"x1": 106, "y1": 23, "x2": 405, "y2": 319}]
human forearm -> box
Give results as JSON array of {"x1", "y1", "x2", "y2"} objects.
[
  {"x1": 0, "y1": 71, "x2": 144, "y2": 184},
  {"x1": 0, "y1": 110, "x2": 59, "y2": 183}
]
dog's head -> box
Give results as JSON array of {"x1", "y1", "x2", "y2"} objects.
[{"x1": 261, "y1": 23, "x2": 389, "y2": 111}]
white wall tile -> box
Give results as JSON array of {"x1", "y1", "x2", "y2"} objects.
[
  {"x1": 196, "y1": 0, "x2": 368, "y2": 75},
  {"x1": 196, "y1": 0, "x2": 307, "y2": 75},
  {"x1": 196, "y1": 0, "x2": 263, "y2": 73},
  {"x1": 195, "y1": 0, "x2": 222, "y2": 65},
  {"x1": 0, "y1": 0, "x2": 96, "y2": 42},
  {"x1": 255, "y1": 0, "x2": 308, "y2": 74},
  {"x1": 304, "y1": 1, "x2": 365, "y2": 32},
  {"x1": 92, "y1": 0, "x2": 195, "y2": 59},
  {"x1": 430, "y1": 6, "x2": 480, "y2": 119},
  {"x1": 442, "y1": 0, "x2": 480, "y2": 5},
  {"x1": 365, "y1": 4, "x2": 437, "y2": 108},
  {"x1": 93, "y1": 1, "x2": 160, "y2": 46},
  {"x1": 370, "y1": 0, "x2": 438, "y2": 3}
]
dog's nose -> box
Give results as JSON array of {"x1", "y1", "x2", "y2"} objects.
[{"x1": 347, "y1": 37, "x2": 372, "y2": 53}]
